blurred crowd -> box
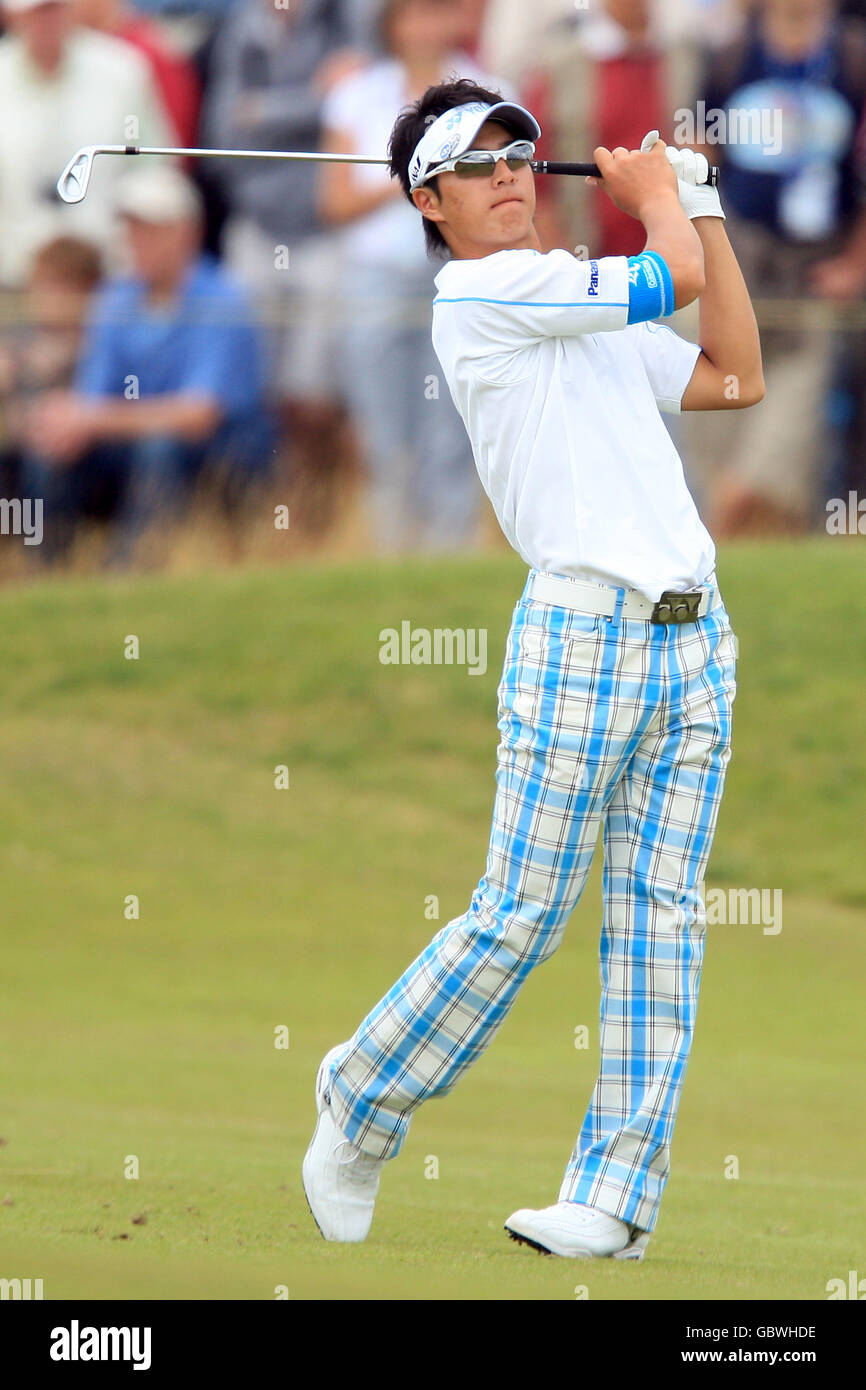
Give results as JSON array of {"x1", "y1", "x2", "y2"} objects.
[{"x1": 1, "y1": 0, "x2": 865, "y2": 569}]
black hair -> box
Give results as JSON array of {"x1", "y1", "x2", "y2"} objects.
[{"x1": 388, "y1": 75, "x2": 509, "y2": 260}]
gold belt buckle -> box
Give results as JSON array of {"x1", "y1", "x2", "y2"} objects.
[{"x1": 651, "y1": 590, "x2": 702, "y2": 625}]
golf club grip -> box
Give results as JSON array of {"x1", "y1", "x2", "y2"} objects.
[{"x1": 534, "y1": 160, "x2": 720, "y2": 188}]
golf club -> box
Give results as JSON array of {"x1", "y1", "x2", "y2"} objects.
[{"x1": 56, "y1": 144, "x2": 720, "y2": 205}]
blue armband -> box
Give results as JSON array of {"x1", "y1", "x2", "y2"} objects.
[{"x1": 626, "y1": 251, "x2": 675, "y2": 324}]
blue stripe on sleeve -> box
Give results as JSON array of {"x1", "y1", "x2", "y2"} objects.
[
  {"x1": 626, "y1": 252, "x2": 675, "y2": 324},
  {"x1": 432, "y1": 297, "x2": 628, "y2": 309}
]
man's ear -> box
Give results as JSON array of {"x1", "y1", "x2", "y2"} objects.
[{"x1": 412, "y1": 185, "x2": 445, "y2": 227}]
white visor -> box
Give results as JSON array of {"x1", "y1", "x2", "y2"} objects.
[{"x1": 408, "y1": 100, "x2": 541, "y2": 192}]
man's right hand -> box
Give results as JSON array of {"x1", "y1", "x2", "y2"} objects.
[
  {"x1": 588, "y1": 138, "x2": 705, "y2": 310},
  {"x1": 587, "y1": 140, "x2": 681, "y2": 221},
  {"x1": 21, "y1": 391, "x2": 95, "y2": 465}
]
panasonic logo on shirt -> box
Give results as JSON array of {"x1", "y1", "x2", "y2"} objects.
[{"x1": 587, "y1": 260, "x2": 600, "y2": 296}]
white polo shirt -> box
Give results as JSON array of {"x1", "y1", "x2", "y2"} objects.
[{"x1": 431, "y1": 247, "x2": 713, "y2": 601}]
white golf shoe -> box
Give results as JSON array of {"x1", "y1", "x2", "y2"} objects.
[
  {"x1": 504, "y1": 1201, "x2": 650, "y2": 1260},
  {"x1": 302, "y1": 1042, "x2": 385, "y2": 1242}
]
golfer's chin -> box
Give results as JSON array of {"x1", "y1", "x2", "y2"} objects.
[{"x1": 482, "y1": 204, "x2": 535, "y2": 250}]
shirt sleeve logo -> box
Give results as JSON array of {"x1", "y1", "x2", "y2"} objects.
[
  {"x1": 587, "y1": 260, "x2": 600, "y2": 296},
  {"x1": 629, "y1": 254, "x2": 658, "y2": 289}
]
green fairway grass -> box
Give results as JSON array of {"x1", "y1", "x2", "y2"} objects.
[{"x1": 0, "y1": 539, "x2": 864, "y2": 1300}]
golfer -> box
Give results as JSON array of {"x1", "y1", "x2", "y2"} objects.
[{"x1": 303, "y1": 78, "x2": 764, "y2": 1260}]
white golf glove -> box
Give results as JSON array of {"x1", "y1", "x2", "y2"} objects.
[{"x1": 640, "y1": 129, "x2": 725, "y2": 220}]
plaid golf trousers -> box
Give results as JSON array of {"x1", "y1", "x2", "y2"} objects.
[{"x1": 325, "y1": 567, "x2": 738, "y2": 1234}]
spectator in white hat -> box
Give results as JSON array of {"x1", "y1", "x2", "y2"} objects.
[
  {"x1": 0, "y1": 0, "x2": 172, "y2": 287},
  {"x1": 74, "y1": 0, "x2": 201, "y2": 147}
]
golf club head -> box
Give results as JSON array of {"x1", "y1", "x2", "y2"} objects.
[{"x1": 56, "y1": 147, "x2": 96, "y2": 204}]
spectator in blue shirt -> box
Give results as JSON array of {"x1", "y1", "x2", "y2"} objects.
[{"x1": 20, "y1": 164, "x2": 275, "y2": 566}]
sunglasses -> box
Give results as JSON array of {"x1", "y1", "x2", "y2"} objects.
[{"x1": 425, "y1": 139, "x2": 536, "y2": 181}]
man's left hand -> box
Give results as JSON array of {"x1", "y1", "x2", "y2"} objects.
[{"x1": 640, "y1": 131, "x2": 724, "y2": 219}]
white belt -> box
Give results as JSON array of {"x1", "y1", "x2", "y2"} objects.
[{"x1": 525, "y1": 570, "x2": 721, "y2": 622}]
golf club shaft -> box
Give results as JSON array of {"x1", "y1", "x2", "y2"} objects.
[
  {"x1": 56, "y1": 144, "x2": 721, "y2": 203},
  {"x1": 102, "y1": 145, "x2": 394, "y2": 165},
  {"x1": 113, "y1": 146, "x2": 621, "y2": 176}
]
